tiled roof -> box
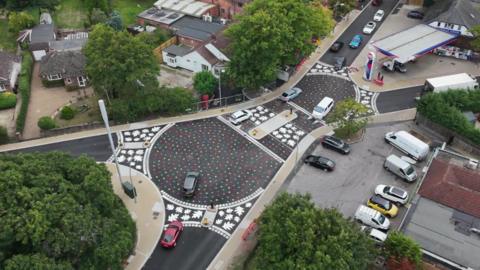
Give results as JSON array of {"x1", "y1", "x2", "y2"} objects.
[
  {"x1": 425, "y1": 0, "x2": 480, "y2": 29},
  {"x1": 0, "y1": 52, "x2": 21, "y2": 82},
  {"x1": 171, "y1": 16, "x2": 224, "y2": 41},
  {"x1": 39, "y1": 51, "x2": 86, "y2": 78},
  {"x1": 196, "y1": 45, "x2": 218, "y2": 65},
  {"x1": 419, "y1": 158, "x2": 480, "y2": 218}
]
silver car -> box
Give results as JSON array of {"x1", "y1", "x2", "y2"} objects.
[
  {"x1": 280, "y1": 87, "x2": 302, "y2": 102},
  {"x1": 229, "y1": 110, "x2": 252, "y2": 125},
  {"x1": 363, "y1": 21, "x2": 377, "y2": 34}
]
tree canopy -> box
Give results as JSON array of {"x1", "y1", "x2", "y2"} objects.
[
  {"x1": 251, "y1": 193, "x2": 377, "y2": 269},
  {"x1": 384, "y1": 231, "x2": 422, "y2": 268},
  {"x1": 326, "y1": 98, "x2": 369, "y2": 138},
  {"x1": 8, "y1": 12, "x2": 35, "y2": 33},
  {"x1": 193, "y1": 71, "x2": 218, "y2": 96},
  {"x1": 470, "y1": 25, "x2": 480, "y2": 51},
  {"x1": 226, "y1": 0, "x2": 334, "y2": 89},
  {"x1": 0, "y1": 152, "x2": 136, "y2": 269}
]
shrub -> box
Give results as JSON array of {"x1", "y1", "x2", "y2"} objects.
[
  {"x1": 0, "y1": 126, "x2": 8, "y2": 144},
  {"x1": 16, "y1": 52, "x2": 33, "y2": 133},
  {"x1": 0, "y1": 92, "x2": 17, "y2": 110},
  {"x1": 60, "y1": 106, "x2": 75, "y2": 120},
  {"x1": 193, "y1": 71, "x2": 218, "y2": 97},
  {"x1": 41, "y1": 79, "x2": 65, "y2": 88},
  {"x1": 37, "y1": 116, "x2": 56, "y2": 130}
]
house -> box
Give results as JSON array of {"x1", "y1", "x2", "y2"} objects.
[
  {"x1": 198, "y1": 0, "x2": 250, "y2": 20},
  {"x1": 171, "y1": 16, "x2": 224, "y2": 48},
  {"x1": 39, "y1": 51, "x2": 88, "y2": 88},
  {"x1": 401, "y1": 146, "x2": 480, "y2": 270},
  {"x1": 0, "y1": 52, "x2": 21, "y2": 92},
  {"x1": 425, "y1": 0, "x2": 480, "y2": 38},
  {"x1": 20, "y1": 23, "x2": 56, "y2": 61}
]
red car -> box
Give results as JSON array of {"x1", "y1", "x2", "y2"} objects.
[{"x1": 160, "y1": 220, "x2": 184, "y2": 248}]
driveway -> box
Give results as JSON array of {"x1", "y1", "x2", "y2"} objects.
[
  {"x1": 286, "y1": 121, "x2": 428, "y2": 229},
  {"x1": 23, "y1": 64, "x2": 93, "y2": 139}
]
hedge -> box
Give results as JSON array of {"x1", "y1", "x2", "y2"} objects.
[
  {"x1": 0, "y1": 92, "x2": 17, "y2": 110},
  {"x1": 60, "y1": 106, "x2": 75, "y2": 120},
  {"x1": 0, "y1": 126, "x2": 8, "y2": 144},
  {"x1": 41, "y1": 79, "x2": 65, "y2": 88},
  {"x1": 16, "y1": 52, "x2": 33, "y2": 133},
  {"x1": 417, "y1": 90, "x2": 480, "y2": 146}
]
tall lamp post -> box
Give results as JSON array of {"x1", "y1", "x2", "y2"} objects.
[
  {"x1": 98, "y1": 99, "x2": 137, "y2": 202},
  {"x1": 217, "y1": 67, "x2": 225, "y2": 105}
]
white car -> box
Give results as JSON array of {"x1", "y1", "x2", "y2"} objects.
[
  {"x1": 229, "y1": 110, "x2": 252, "y2": 125},
  {"x1": 373, "y1": 10, "x2": 385, "y2": 22},
  {"x1": 312, "y1": 97, "x2": 334, "y2": 120},
  {"x1": 375, "y1": 185, "x2": 409, "y2": 205},
  {"x1": 363, "y1": 21, "x2": 377, "y2": 34},
  {"x1": 361, "y1": 226, "x2": 388, "y2": 243}
]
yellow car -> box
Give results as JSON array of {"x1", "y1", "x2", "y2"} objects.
[{"x1": 367, "y1": 195, "x2": 398, "y2": 218}]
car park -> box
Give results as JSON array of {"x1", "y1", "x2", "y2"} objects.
[
  {"x1": 367, "y1": 195, "x2": 399, "y2": 218},
  {"x1": 304, "y1": 155, "x2": 335, "y2": 171},
  {"x1": 373, "y1": 10, "x2": 385, "y2": 21},
  {"x1": 375, "y1": 185, "x2": 409, "y2": 205},
  {"x1": 363, "y1": 21, "x2": 377, "y2": 35},
  {"x1": 280, "y1": 87, "x2": 302, "y2": 102},
  {"x1": 229, "y1": 110, "x2": 252, "y2": 125},
  {"x1": 354, "y1": 205, "x2": 390, "y2": 231},
  {"x1": 312, "y1": 97, "x2": 334, "y2": 120},
  {"x1": 384, "y1": 130, "x2": 429, "y2": 161},
  {"x1": 160, "y1": 220, "x2": 184, "y2": 248},
  {"x1": 329, "y1": 41, "x2": 344, "y2": 52},
  {"x1": 349, "y1": 34, "x2": 363, "y2": 49},
  {"x1": 407, "y1": 10, "x2": 424, "y2": 19},
  {"x1": 384, "y1": 154, "x2": 417, "y2": 182},
  {"x1": 183, "y1": 171, "x2": 200, "y2": 197},
  {"x1": 361, "y1": 225, "x2": 388, "y2": 243},
  {"x1": 333, "y1": 56, "x2": 346, "y2": 71},
  {"x1": 321, "y1": 135, "x2": 350, "y2": 154}
]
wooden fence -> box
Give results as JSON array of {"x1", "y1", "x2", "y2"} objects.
[{"x1": 153, "y1": 36, "x2": 177, "y2": 63}]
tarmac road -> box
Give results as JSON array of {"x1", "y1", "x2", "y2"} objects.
[{"x1": 376, "y1": 85, "x2": 422, "y2": 113}]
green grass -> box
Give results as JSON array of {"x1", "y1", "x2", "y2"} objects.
[
  {"x1": 112, "y1": 0, "x2": 156, "y2": 26},
  {"x1": 0, "y1": 19, "x2": 17, "y2": 52},
  {"x1": 52, "y1": 0, "x2": 88, "y2": 28}
]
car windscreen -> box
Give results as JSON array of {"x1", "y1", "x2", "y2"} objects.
[
  {"x1": 328, "y1": 137, "x2": 343, "y2": 147},
  {"x1": 282, "y1": 93, "x2": 289, "y2": 97},
  {"x1": 314, "y1": 106, "x2": 324, "y2": 113},
  {"x1": 163, "y1": 234, "x2": 173, "y2": 242},
  {"x1": 406, "y1": 166, "x2": 414, "y2": 175},
  {"x1": 377, "y1": 214, "x2": 385, "y2": 224}
]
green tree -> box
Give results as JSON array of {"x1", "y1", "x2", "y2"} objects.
[
  {"x1": 60, "y1": 106, "x2": 75, "y2": 120},
  {"x1": 251, "y1": 193, "x2": 376, "y2": 269},
  {"x1": 384, "y1": 231, "x2": 422, "y2": 269},
  {"x1": 327, "y1": 0, "x2": 357, "y2": 19},
  {"x1": 106, "y1": 10, "x2": 123, "y2": 31},
  {"x1": 470, "y1": 25, "x2": 480, "y2": 51},
  {"x1": 37, "y1": 116, "x2": 56, "y2": 130},
  {"x1": 84, "y1": 24, "x2": 159, "y2": 102},
  {"x1": 0, "y1": 126, "x2": 8, "y2": 144},
  {"x1": 0, "y1": 152, "x2": 135, "y2": 269},
  {"x1": 193, "y1": 71, "x2": 217, "y2": 96},
  {"x1": 136, "y1": 30, "x2": 169, "y2": 49},
  {"x1": 326, "y1": 98, "x2": 369, "y2": 138},
  {"x1": 89, "y1": 8, "x2": 108, "y2": 25},
  {"x1": 83, "y1": 0, "x2": 110, "y2": 12},
  {"x1": 8, "y1": 12, "x2": 35, "y2": 33},
  {"x1": 226, "y1": 0, "x2": 333, "y2": 89}
]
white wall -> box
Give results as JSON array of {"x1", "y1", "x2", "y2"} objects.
[{"x1": 162, "y1": 50, "x2": 213, "y2": 73}]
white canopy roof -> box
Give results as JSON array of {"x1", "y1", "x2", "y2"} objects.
[{"x1": 154, "y1": 0, "x2": 215, "y2": 17}]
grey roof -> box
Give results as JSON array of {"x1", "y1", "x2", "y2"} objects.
[
  {"x1": 40, "y1": 13, "x2": 52, "y2": 24},
  {"x1": 0, "y1": 52, "x2": 21, "y2": 82},
  {"x1": 425, "y1": 0, "x2": 480, "y2": 29},
  {"x1": 137, "y1": 7, "x2": 185, "y2": 26},
  {"x1": 39, "y1": 51, "x2": 86, "y2": 78},
  {"x1": 171, "y1": 17, "x2": 224, "y2": 41},
  {"x1": 49, "y1": 39, "x2": 88, "y2": 51},
  {"x1": 164, "y1": 44, "x2": 193, "y2": 56},
  {"x1": 404, "y1": 197, "x2": 480, "y2": 269},
  {"x1": 31, "y1": 24, "x2": 55, "y2": 44}
]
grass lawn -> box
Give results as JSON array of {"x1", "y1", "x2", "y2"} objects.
[
  {"x1": 112, "y1": 0, "x2": 156, "y2": 26},
  {"x1": 52, "y1": 0, "x2": 89, "y2": 29},
  {"x1": 0, "y1": 19, "x2": 17, "y2": 52},
  {"x1": 54, "y1": 95, "x2": 101, "y2": 127}
]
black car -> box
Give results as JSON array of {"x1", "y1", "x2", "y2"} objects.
[
  {"x1": 334, "y1": 56, "x2": 346, "y2": 71},
  {"x1": 407, "y1": 10, "x2": 424, "y2": 19},
  {"x1": 183, "y1": 172, "x2": 200, "y2": 197},
  {"x1": 321, "y1": 135, "x2": 351, "y2": 154},
  {"x1": 304, "y1": 155, "x2": 335, "y2": 171},
  {"x1": 329, "y1": 41, "x2": 344, "y2": 52}
]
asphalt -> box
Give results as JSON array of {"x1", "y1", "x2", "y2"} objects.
[
  {"x1": 6, "y1": 134, "x2": 117, "y2": 161},
  {"x1": 320, "y1": 0, "x2": 400, "y2": 66},
  {"x1": 143, "y1": 228, "x2": 226, "y2": 270},
  {"x1": 376, "y1": 85, "x2": 422, "y2": 113}
]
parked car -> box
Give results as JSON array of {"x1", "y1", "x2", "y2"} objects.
[
  {"x1": 280, "y1": 87, "x2": 302, "y2": 102},
  {"x1": 229, "y1": 110, "x2": 252, "y2": 125},
  {"x1": 372, "y1": 0, "x2": 382, "y2": 6},
  {"x1": 354, "y1": 205, "x2": 390, "y2": 231},
  {"x1": 329, "y1": 41, "x2": 344, "y2": 52},
  {"x1": 384, "y1": 154, "x2": 417, "y2": 182},
  {"x1": 361, "y1": 225, "x2": 388, "y2": 243},
  {"x1": 375, "y1": 184, "x2": 409, "y2": 205},
  {"x1": 367, "y1": 195, "x2": 399, "y2": 218},
  {"x1": 312, "y1": 97, "x2": 334, "y2": 120},
  {"x1": 321, "y1": 135, "x2": 350, "y2": 154},
  {"x1": 333, "y1": 56, "x2": 346, "y2": 71},
  {"x1": 160, "y1": 220, "x2": 184, "y2": 248},
  {"x1": 384, "y1": 130, "x2": 429, "y2": 161},
  {"x1": 373, "y1": 10, "x2": 385, "y2": 21},
  {"x1": 407, "y1": 10, "x2": 424, "y2": 19},
  {"x1": 349, "y1": 34, "x2": 363, "y2": 48},
  {"x1": 304, "y1": 155, "x2": 335, "y2": 171},
  {"x1": 363, "y1": 21, "x2": 377, "y2": 34},
  {"x1": 183, "y1": 171, "x2": 200, "y2": 197}
]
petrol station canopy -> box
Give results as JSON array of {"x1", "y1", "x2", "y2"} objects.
[{"x1": 371, "y1": 24, "x2": 459, "y2": 64}]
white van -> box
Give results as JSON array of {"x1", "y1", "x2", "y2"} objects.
[
  {"x1": 384, "y1": 154, "x2": 417, "y2": 182},
  {"x1": 384, "y1": 131, "x2": 429, "y2": 161},
  {"x1": 354, "y1": 205, "x2": 390, "y2": 231},
  {"x1": 312, "y1": 97, "x2": 334, "y2": 120}
]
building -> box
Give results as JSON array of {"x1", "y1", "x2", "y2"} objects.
[
  {"x1": 27, "y1": 23, "x2": 56, "y2": 61},
  {"x1": 402, "y1": 146, "x2": 480, "y2": 270},
  {"x1": 171, "y1": 16, "x2": 224, "y2": 48},
  {"x1": 0, "y1": 52, "x2": 21, "y2": 92},
  {"x1": 39, "y1": 51, "x2": 88, "y2": 88},
  {"x1": 198, "y1": 0, "x2": 250, "y2": 20},
  {"x1": 425, "y1": 0, "x2": 480, "y2": 37}
]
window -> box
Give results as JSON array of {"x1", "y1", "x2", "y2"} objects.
[
  {"x1": 201, "y1": 64, "x2": 209, "y2": 71},
  {"x1": 78, "y1": 76, "x2": 86, "y2": 87},
  {"x1": 168, "y1": 58, "x2": 176, "y2": 64},
  {"x1": 238, "y1": 3, "x2": 243, "y2": 7},
  {"x1": 48, "y1": 74, "x2": 61, "y2": 80}
]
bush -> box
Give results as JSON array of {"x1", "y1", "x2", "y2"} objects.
[
  {"x1": 193, "y1": 71, "x2": 217, "y2": 97},
  {"x1": 60, "y1": 106, "x2": 76, "y2": 120},
  {"x1": 41, "y1": 79, "x2": 65, "y2": 88},
  {"x1": 16, "y1": 52, "x2": 33, "y2": 133},
  {"x1": 417, "y1": 90, "x2": 480, "y2": 146},
  {"x1": 0, "y1": 92, "x2": 17, "y2": 110},
  {"x1": 37, "y1": 116, "x2": 56, "y2": 130},
  {"x1": 0, "y1": 126, "x2": 8, "y2": 144}
]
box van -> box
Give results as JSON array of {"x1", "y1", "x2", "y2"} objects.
[
  {"x1": 384, "y1": 130, "x2": 429, "y2": 161},
  {"x1": 354, "y1": 205, "x2": 390, "y2": 231},
  {"x1": 384, "y1": 154, "x2": 417, "y2": 182},
  {"x1": 312, "y1": 97, "x2": 334, "y2": 120}
]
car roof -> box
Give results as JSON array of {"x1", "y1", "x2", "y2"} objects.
[
  {"x1": 376, "y1": 10, "x2": 384, "y2": 14},
  {"x1": 370, "y1": 195, "x2": 390, "y2": 206},
  {"x1": 325, "y1": 135, "x2": 342, "y2": 144},
  {"x1": 390, "y1": 187, "x2": 406, "y2": 197},
  {"x1": 317, "y1": 97, "x2": 333, "y2": 107},
  {"x1": 232, "y1": 110, "x2": 246, "y2": 118}
]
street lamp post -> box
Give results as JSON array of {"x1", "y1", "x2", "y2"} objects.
[
  {"x1": 98, "y1": 99, "x2": 137, "y2": 202},
  {"x1": 218, "y1": 68, "x2": 225, "y2": 105}
]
